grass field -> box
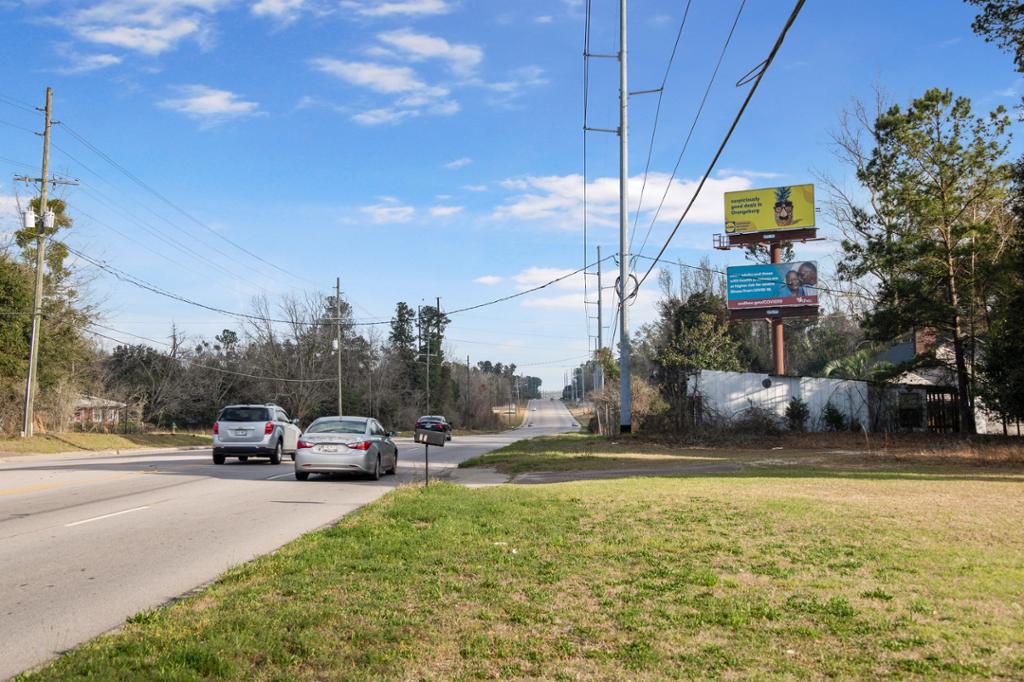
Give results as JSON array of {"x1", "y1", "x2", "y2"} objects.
[
  {"x1": 21, "y1": 458, "x2": 1024, "y2": 679},
  {"x1": 0, "y1": 432, "x2": 211, "y2": 455},
  {"x1": 460, "y1": 432, "x2": 1024, "y2": 475}
]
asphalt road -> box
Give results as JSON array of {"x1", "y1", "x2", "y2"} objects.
[{"x1": 0, "y1": 399, "x2": 578, "y2": 680}]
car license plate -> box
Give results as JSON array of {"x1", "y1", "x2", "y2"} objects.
[
  {"x1": 318, "y1": 445, "x2": 338, "y2": 453},
  {"x1": 233, "y1": 429, "x2": 249, "y2": 436}
]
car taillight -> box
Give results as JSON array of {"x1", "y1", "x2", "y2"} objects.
[
  {"x1": 213, "y1": 423, "x2": 219, "y2": 435},
  {"x1": 297, "y1": 440, "x2": 314, "y2": 449},
  {"x1": 264, "y1": 422, "x2": 274, "y2": 435},
  {"x1": 347, "y1": 440, "x2": 371, "y2": 451}
]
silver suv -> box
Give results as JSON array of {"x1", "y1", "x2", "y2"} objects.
[{"x1": 212, "y1": 404, "x2": 302, "y2": 465}]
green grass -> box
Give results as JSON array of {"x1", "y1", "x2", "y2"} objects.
[
  {"x1": 0, "y1": 432, "x2": 211, "y2": 455},
  {"x1": 20, "y1": 467, "x2": 1024, "y2": 680}
]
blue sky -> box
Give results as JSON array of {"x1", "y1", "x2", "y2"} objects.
[{"x1": 0, "y1": 0, "x2": 1021, "y2": 389}]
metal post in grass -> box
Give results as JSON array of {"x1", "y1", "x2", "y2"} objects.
[{"x1": 414, "y1": 427, "x2": 445, "y2": 487}]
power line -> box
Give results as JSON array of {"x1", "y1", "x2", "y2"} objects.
[
  {"x1": 445, "y1": 255, "x2": 614, "y2": 316},
  {"x1": 634, "y1": 0, "x2": 746, "y2": 262},
  {"x1": 64, "y1": 239, "x2": 616, "y2": 328},
  {"x1": 85, "y1": 327, "x2": 337, "y2": 383},
  {"x1": 0, "y1": 94, "x2": 36, "y2": 113},
  {"x1": 58, "y1": 122, "x2": 318, "y2": 288},
  {"x1": 628, "y1": 0, "x2": 693, "y2": 252},
  {"x1": 50, "y1": 141, "x2": 277, "y2": 292},
  {"x1": 636, "y1": 0, "x2": 806, "y2": 290}
]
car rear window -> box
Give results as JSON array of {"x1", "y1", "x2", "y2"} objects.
[
  {"x1": 306, "y1": 419, "x2": 366, "y2": 434},
  {"x1": 219, "y1": 407, "x2": 269, "y2": 422}
]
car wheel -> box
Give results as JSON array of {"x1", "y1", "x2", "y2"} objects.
[
  {"x1": 371, "y1": 455, "x2": 381, "y2": 480},
  {"x1": 295, "y1": 471, "x2": 309, "y2": 481},
  {"x1": 270, "y1": 441, "x2": 282, "y2": 465},
  {"x1": 446, "y1": 432, "x2": 452, "y2": 441},
  {"x1": 239, "y1": 456, "x2": 248, "y2": 462},
  {"x1": 213, "y1": 453, "x2": 225, "y2": 465},
  {"x1": 388, "y1": 452, "x2": 398, "y2": 475}
]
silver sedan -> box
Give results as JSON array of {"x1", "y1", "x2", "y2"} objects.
[{"x1": 293, "y1": 416, "x2": 398, "y2": 481}]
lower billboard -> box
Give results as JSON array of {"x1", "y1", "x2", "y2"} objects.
[{"x1": 727, "y1": 261, "x2": 819, "y2": 311}]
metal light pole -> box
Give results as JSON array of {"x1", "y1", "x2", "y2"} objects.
[
  {"x1": 617, "y1": 0, "x2": 633, "y2": 433},
  {"x1": 335, "y1": 277, "x2": 343, "y2": 416}
]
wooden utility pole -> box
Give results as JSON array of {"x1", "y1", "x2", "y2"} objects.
[
  {"x1": 21, "y1": 88, "x2": 52, "y2": 438},
  {"x1": 334, "y1": 277, "x2": 344, "y2": 415}
]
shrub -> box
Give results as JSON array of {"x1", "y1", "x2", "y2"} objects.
[
  {"x1": 785, "y1": 397, "x2": 810, "y2": 432},
  {"x1": 822, "y1": 401, "x2": 847, "y2": 431},
  {"x1": 732, "y1": 404, "x2": 783, "y2": 436}
]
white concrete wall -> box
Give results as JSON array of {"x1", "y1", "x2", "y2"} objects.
[{"x1": 688, "y1": 370, "x2": 870, "y2": 432}]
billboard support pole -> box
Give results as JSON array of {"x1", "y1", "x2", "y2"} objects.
[{"x1": 770, "y1": 242, "x2": 785, "y2": 375}]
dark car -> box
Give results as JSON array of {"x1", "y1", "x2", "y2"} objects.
[{"x1": 415, "y1": 415, "x2": 452, "y2": 441}]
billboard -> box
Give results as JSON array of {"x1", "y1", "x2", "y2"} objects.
[
  {"x1": 724, "y1": 184, "x2": 815, "y2": 233},
  {"x1": 727, "y1": 261, "x2": 819, "y2": 310}
]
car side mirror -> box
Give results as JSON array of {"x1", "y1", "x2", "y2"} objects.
[
  {"x1": 291, "y1": 418, "x2": 300, "y2": 425},
  {"x1": 387, "y1": 431, "x2": 396, "y2": 438}
]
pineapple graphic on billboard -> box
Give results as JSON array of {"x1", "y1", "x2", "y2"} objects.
[{"x1": 724, "y1": 183, "x2": 814, "y2": 233}]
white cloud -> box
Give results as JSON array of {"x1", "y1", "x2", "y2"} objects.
[
  {"x1": 481, "y1": 65, "x2": 548, "y2": 106},
  {"x1": 491, "y1": 173, "x2": 756, "y2": 231},
  {"x1": 311, "y1": 56, "x2": 457, "y2": 124},
  {"x1": 377, "y1": 29, "x2": 482, "y2": 77},
  {"x1": 429, "y1": 205, "x2": 463, "y2": 217},
  {"x1": 474, "y1": 275, "x2": 502, "y2": 285},
  {"x1": 361, "y1": 198, "x2": 415, "y2": 223},
  {"x1": 352, "y1": 107, "x2": 419, "y2": 125},
  {"x1": 520, "y1": 293, "x2": 582, "y2": 310},
  {"x1": 311, "y1": 58, "x2": 429, "y2": 93},
  {"x1": 716, "y1": 168, "x2": 781, "y2": 180},
  {"x1": 57, "y1": 52, "x2": 122, "y2": 75},
  {"x1": 445, "y1": 157, "x2": 472, "y2": 169},
  {"x1": 462, "y1": 184, "x2": 487, "y2": 192},
  {"x1": 251, "y1": 0, "x2": 307, "y2": 23},
  {"x1": 534, "y1": 15, "x2": 553, "y2": 24},
  {"x1": 513, "y1": 267, "x2": 581, "y2": 292},
  {"x1": 67, "y1": 0, "x2": 229, "y2": 55},
  {"x1": 341, "y1": 0, "x2": 451, "y2": 17},
  {"x1": 158, "y1": 85, "x2": 260, "y2": 126},
  {"x1": 995, "y1": 78, "x2": 1023, "y2": 98}
]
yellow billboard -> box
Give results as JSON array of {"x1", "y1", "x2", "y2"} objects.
[{"x1": 724, "y1": 184, "x2": 815, "y2": 233}]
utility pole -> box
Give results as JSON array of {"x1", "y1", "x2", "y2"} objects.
[
  {"x1": 20, "y1": 87, "x2": 52, "y2": 438},
  {"x1": 770, "y1": 243, "x2": 785, "y2": 375},
  {"x1": 465, "y1": 354, "x2": 470, "y2": 420},
  {"x1": 336, "y1": 277, "x2": 343, "y2": 415},
  {"x1": 595, "y1": 244, "x2": 604, "y2": 392},
  {"x1": 617, "y1": 0, "x2": 633, "y2": 433}
]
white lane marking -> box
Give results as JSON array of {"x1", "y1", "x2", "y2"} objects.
[
  {"x1": 265, "y1": 472, "x2": 294, "y2": 481},
  {"x1": 65, "y1": 505, "x2": 150, "y2": 528}
]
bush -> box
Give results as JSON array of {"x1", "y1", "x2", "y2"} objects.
[
  {"x1": 822, "y1": 401, "x2": 847, "y2": 431},
  {"x1": 785, "y1": 397, "x2": 810, "y2": 432},
  {"x1": 732, "y1": 404, "x2": 783, "y2": 436}
]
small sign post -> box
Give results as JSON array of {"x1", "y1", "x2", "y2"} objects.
[{"x1": 414, "y1": 428, "x2": 446, "y2": 486}]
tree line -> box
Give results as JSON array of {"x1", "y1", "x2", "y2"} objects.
[{"x1": 0, "y1": 215, "x2": 541, "y2": 433}]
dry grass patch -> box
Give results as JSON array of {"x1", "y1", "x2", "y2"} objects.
[{"x1": 0, "y1": 432, "x2": 211, "y2": 455}]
